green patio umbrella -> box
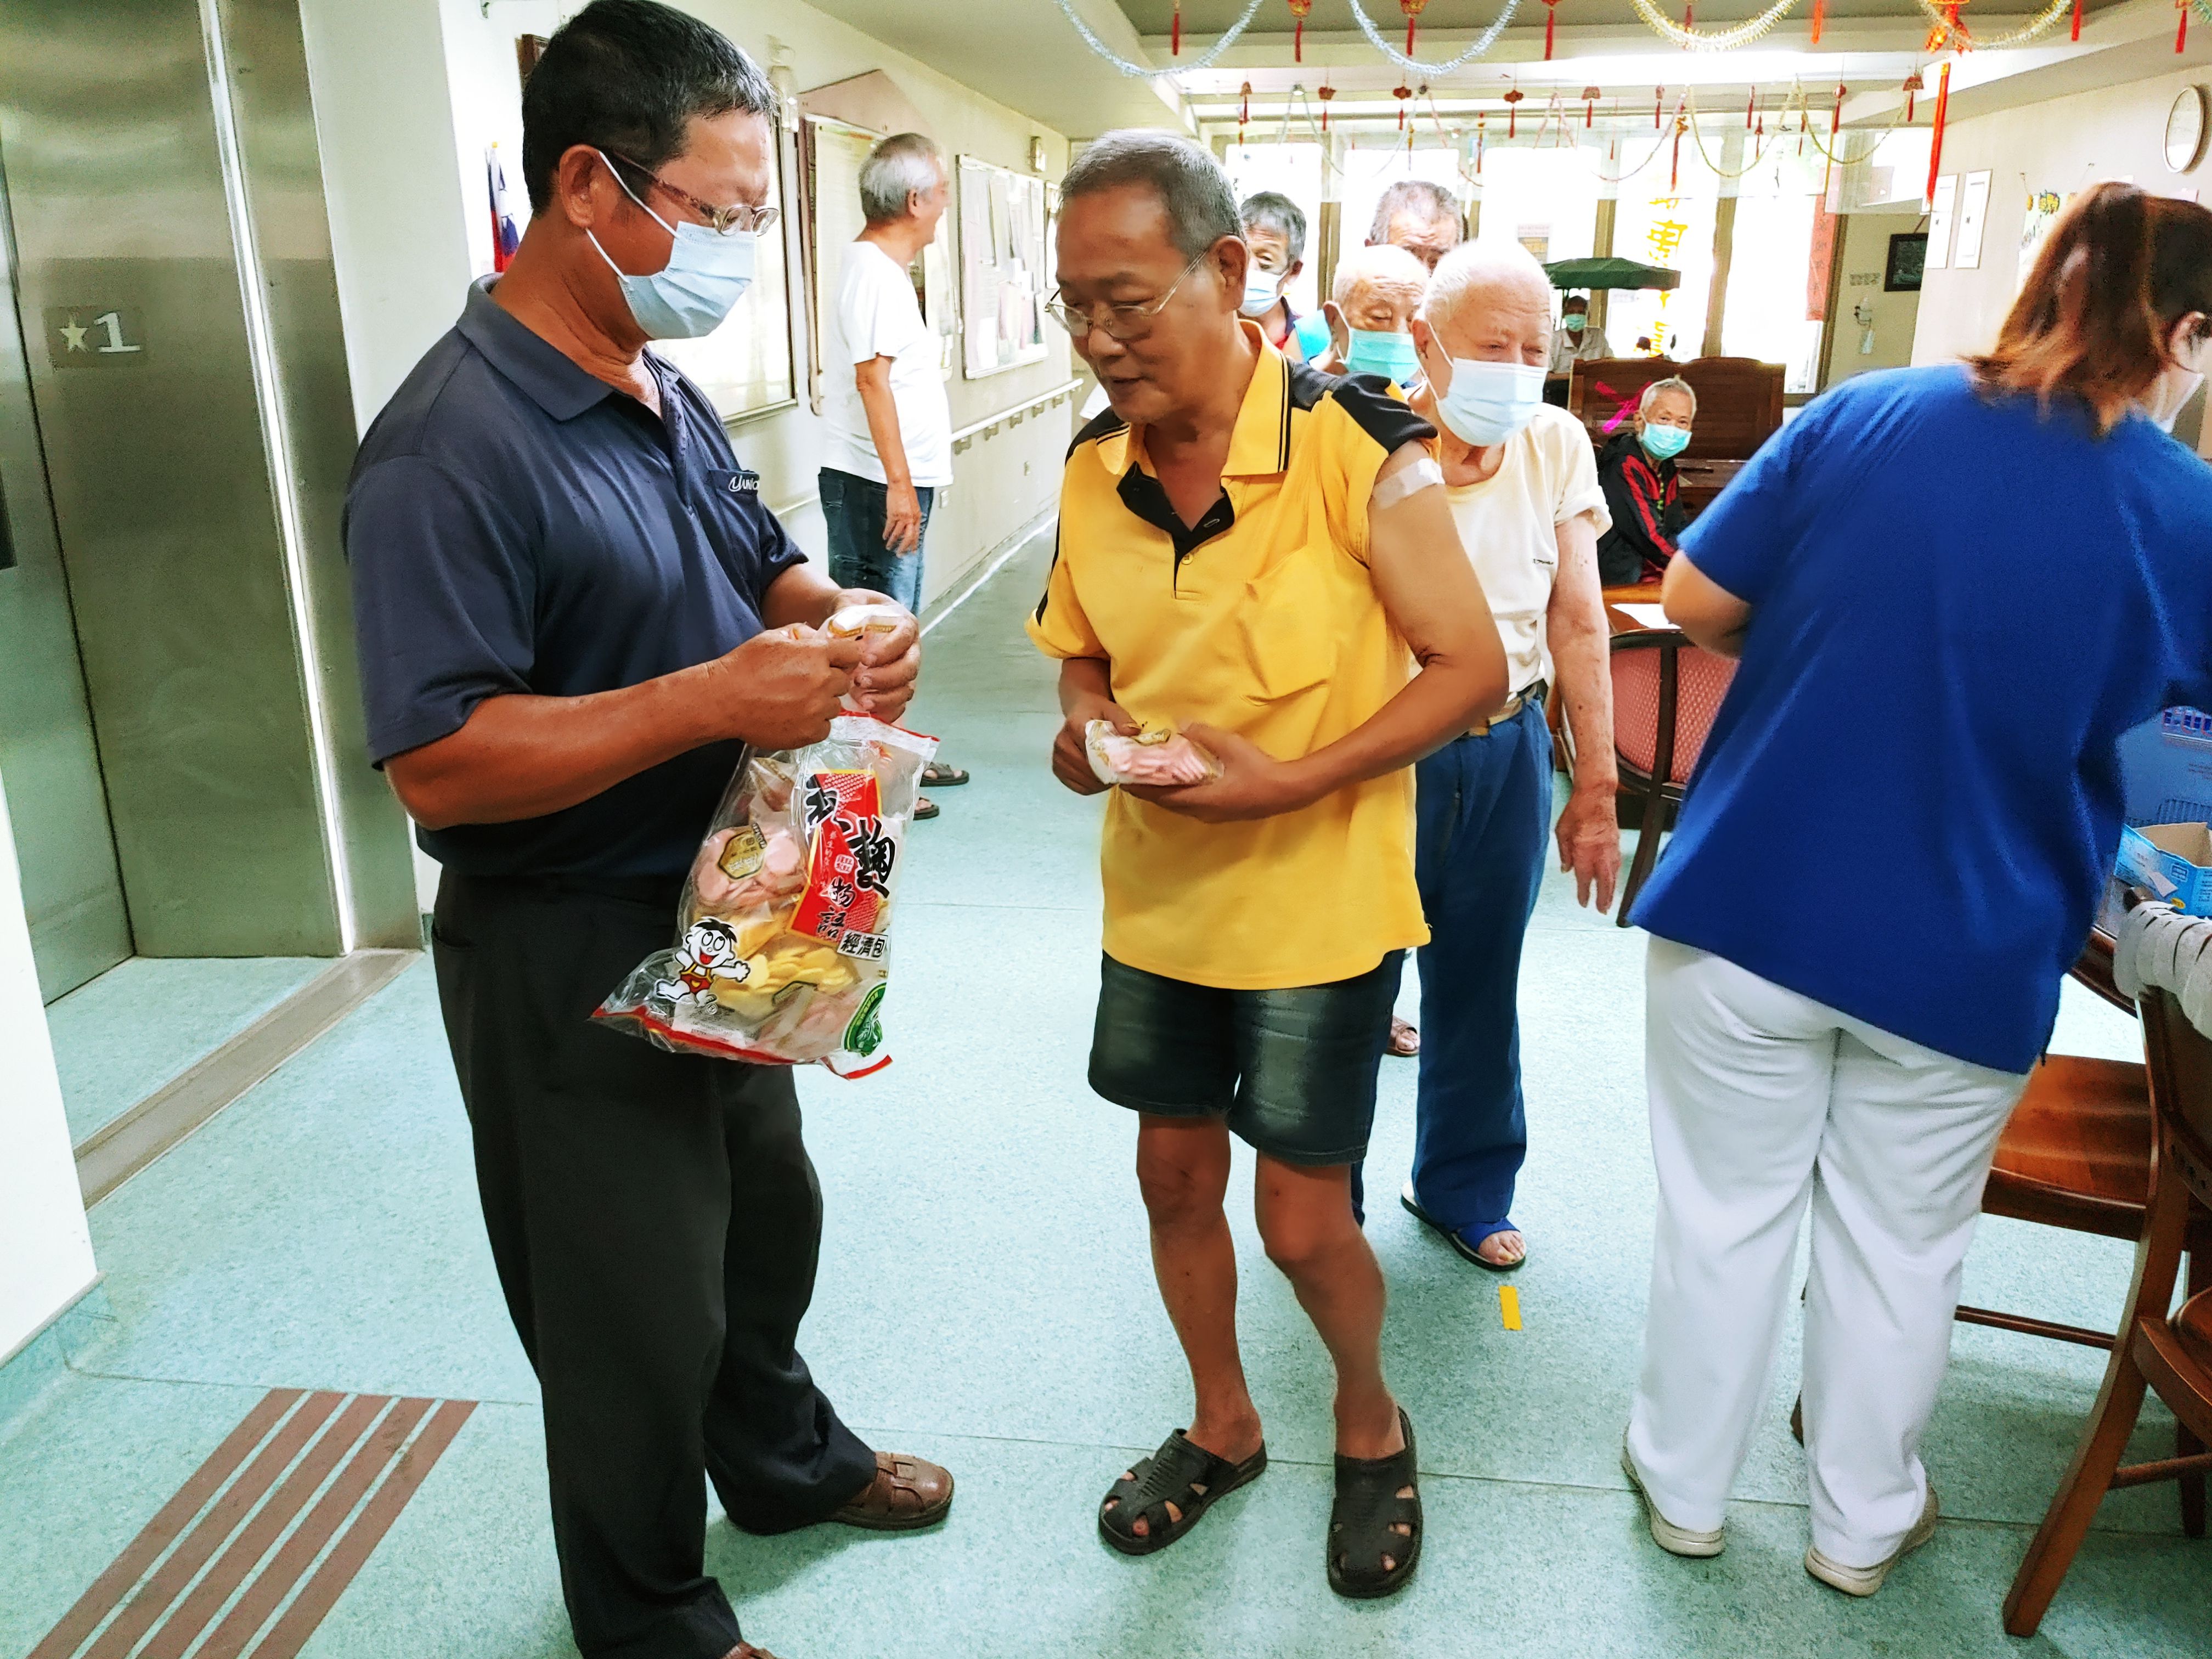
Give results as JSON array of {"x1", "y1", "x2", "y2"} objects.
[{"x1": 1542, "y1": 256, "x2": 1681, "y2": 291}]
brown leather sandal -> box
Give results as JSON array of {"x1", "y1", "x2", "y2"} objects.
[{"x1": 831, "y1": 1451, "x2": 954, "y2": 1531}]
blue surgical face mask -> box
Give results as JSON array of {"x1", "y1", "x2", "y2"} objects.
[
  {"x1": 588, "y1": 150, "x2": 757, "y2": 339},
  {"x1": 1240, "y1": 269, "x2": 1285, "y2": 317},
  {"x1": 1563, "y1": 313, "x2": 1587, "y2": 334},
  {"x1": 1641, "y1": 421, "x2": 1691, "y2": 460},
  {"x1": 1344, "y1": 328, "x2": 1420, "y2": 382},
  {"x1": 1432, "y1": 355, "x2": 1548, "y2": 447}
]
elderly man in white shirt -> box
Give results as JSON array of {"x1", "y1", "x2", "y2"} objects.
[{"x1": 1362, "y1": 242, "x2": 1622, "y2": 1270}]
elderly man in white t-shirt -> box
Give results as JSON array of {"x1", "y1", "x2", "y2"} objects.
[
  {"x1": 822, "y1": 131, "x2": 966, "y2": 802},
  {"x1": 1368, "y1": 242, "x2": 1622, "y2": 1270}
]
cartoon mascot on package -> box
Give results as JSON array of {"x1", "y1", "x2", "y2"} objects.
[{"x1": 655, "y1": 918, "x2": 751, "y2": 1008}]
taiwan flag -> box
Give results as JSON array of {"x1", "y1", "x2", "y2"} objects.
[{"x1": 487, "y1": 143, "x2": 523, "y2": 273}]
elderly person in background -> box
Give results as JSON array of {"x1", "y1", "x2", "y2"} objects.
[
  {"x1": 1034, "y1": 129, "x2": 1506, "y2": 1598},
  {"x1": 1312, "y1": 244, "x2": 1429, "y2": 390},
  {"x1": 1596, "y1": 378, "x2": 1694, "y2": 586},
  {"x1": 821, "y1": 131, "x2": 967, "y2": 810},
  {"x1": 1625, "y1": 183, "x2": 2212, "y2": 1603},
  {"x1": 1368, "y1": 177, "x2": 1463, "y2": 273},
  {"x1": 1364, "y1": 241, "x2": 1621, "y2": 1273},
  {"x1": 1550, "y1": 294, "x2": 1611, "y2": 373},
  {"x1": 1238, "y1": 190, "x2": 1317, "y2": 362}
]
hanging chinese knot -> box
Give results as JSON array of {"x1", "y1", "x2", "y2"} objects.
[
  {"x1": 1401, "y1": 0, "x2": 1430, "y2": 54},
  {"x1": 2178, "y1": 0, "x2": 2189, "y2": 51},
  {"x1": 1746, "y1": 87, "x2": 1757, "y2": 127},
  {"x1": 1504, "y1": 84, "x2": 1525, "y2": 138},
  {"x1": 1583, "y1": 84, "x2": 1600, "y2": 126},
  {"x1": 1319, "y1": 82, "x2": 1336, "y2": 129},
  {"x1": 1395, "y1": 82, "x2": 1413, "y2": 129},
  {"x1": 1655, "y1": 84, "x2": 1665, "y2": 127},
  {"x1": 1902, "y1": 69, "x2": 1924, "y2": 121},
  {"x1": 1926, "y1": 61, "x2": 1952, "y2": 203},
  {"x1": 2071, "y1": 0, "x2": 2081, "y2": 38},
  {"x1": 1671, "y1": 115, "x2": 1686, "y2": 190},
  {"x1": 1288, "y1": 0, "x2": 1312, "y2": 59},
  {"x1": 1812, "y1": 0, "x2": 1827, "y2": 43},
  {"x1": 1544, "y1": 0, "x2": 1565, "y2": 58},
  {"x1": 1172, "y1": 0, "x2": 1182, "y2": 53},
  {"x1": 1239, "y1": 80, "x2": 1252, "y2": 133}
]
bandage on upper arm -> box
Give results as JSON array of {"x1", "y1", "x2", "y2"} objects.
[{"x1": 1371, "y1": 455, "x2": 1444, "y2": 512}]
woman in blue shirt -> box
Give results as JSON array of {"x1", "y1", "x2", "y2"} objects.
[{"x1": 1618, "y1": 184, "x2": 2212, "y2": 1598}]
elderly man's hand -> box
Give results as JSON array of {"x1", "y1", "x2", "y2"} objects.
[
  {"x1": 848, "y1": 607, "x2": 921, "y2": 723},
  {"x1": 1053, "y1": 696, "x2": 1134, "y2": 797},
  {"x1": 1556, "y1": 785, "x2": 1621, "y2": 912},
  {"x1": 1124, "y1": 726, "x2": 1313, "y2": 823}
]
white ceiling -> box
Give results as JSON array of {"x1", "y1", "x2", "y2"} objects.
[{"x1": 811, "y1": 0, "x2": 2212, "y2": 140}]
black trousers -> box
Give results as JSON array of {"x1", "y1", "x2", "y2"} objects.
[{"x1": 431, "y1": 872, "x2": 876, "y2": 1659}]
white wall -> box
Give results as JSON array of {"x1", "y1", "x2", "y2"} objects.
[
  {"x1": 1822, "y1": 209, "x2": 1923, "y2": 389},
  {"x1": 0, "y1": 776, "x2": 98, "y2": 1367},
  {"x1": 1913, "y1": 63, "x2": 2212, "y2": 372}
]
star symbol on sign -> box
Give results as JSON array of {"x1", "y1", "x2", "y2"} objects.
[{"x1": 58, "y1": 318, "x2": 87, "y2": 352}]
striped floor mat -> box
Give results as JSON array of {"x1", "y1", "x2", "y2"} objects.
[{"x1": 30, "y1": 1387, "x2": 476, "y2": 1659}]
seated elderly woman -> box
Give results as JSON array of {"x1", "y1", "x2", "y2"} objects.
[
  {"x1": 1361, "y1": 241, "x2": 1623, "y2": 1271},
  {"x1": 1312, "y1": 243, "x2": 1430, "y2": 384},
  {"x1": 1596, "y1": 377, "x2": 1695, "y2": 586}
]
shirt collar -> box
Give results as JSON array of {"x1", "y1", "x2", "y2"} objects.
[
  {"x1": 1096, "y1": 320, "x2": 1294, "y2": 479},
  {"x1": 455, "y1": 277, "x2": 620, "y2": 422}
]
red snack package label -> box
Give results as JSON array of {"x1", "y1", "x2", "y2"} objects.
[{"x1": 790, "y1": 770, "x2": 894, "y2": 945}]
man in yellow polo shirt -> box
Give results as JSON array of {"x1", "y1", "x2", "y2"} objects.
[{"x1": 1029, "y1": 131, "x2": 1507, "y2": 1600}]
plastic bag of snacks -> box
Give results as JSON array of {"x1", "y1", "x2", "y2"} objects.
[
  {"x1": 595, "y1": 712, "x2": 937, "y2": 1076},
  {"x1": 1085, "y1": 721, "x2": 1223, "y2": 788}
]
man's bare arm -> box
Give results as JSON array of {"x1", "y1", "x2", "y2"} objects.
[
  {"x1": 1662, "y1": 552, "x2": 1753, "y2": 658},
  {"x1": 1546, "y1": 510, "x2": 1622, "y2": 910},
  {"x1": 854, "y1": 355, "x2": 922, "y2": 554}
]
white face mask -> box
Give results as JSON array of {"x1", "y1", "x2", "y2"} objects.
[{"x1": 1240, "y1": 268, "x2": 1285, "y2": 317}]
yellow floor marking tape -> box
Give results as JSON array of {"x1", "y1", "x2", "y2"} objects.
[{"x1": 1500, "y1": 1285, "x2": 1522, "y2": 1331}]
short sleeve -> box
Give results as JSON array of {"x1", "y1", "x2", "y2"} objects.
[
  {"x1": 345, "y1": 455, "x2": 535, "y2": 765},
  {"x1": 1679, "y1": 392, "x2": 1839, "y2": 606},
  {"x1": 842, "y1": 251, "x2": 927, "y2": 366},
  {"x1": 1319, "y1": 374, "x2": 1437, "y2": 565},
  {"x1": 1544, "y1": 413, "x2": 1610, "y2": 533},
  {"x1": 747, "y1": 496, "x2": 811, "y2": 603},
  {"x1": 1025, "y1": 517, "x2": 1106, "y2": 661}
]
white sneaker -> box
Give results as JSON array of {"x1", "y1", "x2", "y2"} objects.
[
  {"x1": 1620, "y1": 1440, "x2": 1725, "y2": 1558},
  {"x1": 1804, "y1": 1484, "x2": 1940, "y2": 1597}
]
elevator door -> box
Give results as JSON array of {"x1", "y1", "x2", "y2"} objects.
[{"x1": 0, "y1": 179, "x2": 131, "y2": 1001}]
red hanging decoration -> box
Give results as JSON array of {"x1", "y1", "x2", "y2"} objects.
[
  {"x1": 1239, "y1": 80, "x2": 1251, "y2": 132},
  {"x1": 1812, "y1": 0, "x2": 1826, "y2": 43},
  {"x1": 1832, "y1": 81, "x2": 1846, "y2": 150},
  {"x1": 1395, "y1": 83, "x2": 1413, "y2": 131},
  {"x1": 2179, "y1": 0, "x2": 2190, "y2": 52},
  {"x1": 1172, "y1": 0, "x2": 1182, "y2": 54},
  {"x1": 1318, "y1": 82, "x2": 1335, "y2": 131},
  {"x1": 1401, "y1": 0, "x2": 1429, "y2": 55},
  {"x1": 1288, "y1": 0, "x2": 1312, "y2": 60},
  {"x1": 1544, "y1": 0, "x2": 1562, "y2": 59},
  {"x1": 1683, "y1": 0, "x2": 1694, "y2": 32},
  {"x1": 1746, "y1": 88, "x2": 1756, "y2": 128},
  {"x1": 1902, "y1": 69, "x2": 1923, "y2": 123},
  {"x1": 1476, "y1": 112, "x2": 1487, "y2": 174},
  {"x1": 1671, "y1": 116, "x2": 1684, "y2": 192},
  {"x1": 1504, "y1": 85, "x2": 1524, "y2": 139},
  {"x1": 2070, "y1": 0, "x2": 2082, "y2": 38},
  {"x1": 1583, "y1": 84, "x2": 1600, "y2": 127},
  {"x1": 1926, "y1": 60, "x2": 1951, "y2": 206},
  {"x1": 1655, "y1": 85, "x2": 1664, "y2": 128}
]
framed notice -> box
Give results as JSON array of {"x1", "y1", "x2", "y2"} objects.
[
  {"x1": 648, "y1": 120, "x2": 799, "y2": 423},
  {"x1": 1954, "y1": 170, "x2": 1993, "y2": 270},
  {"x1": 1885, "y1": 233, "x2": 1927, "y2": 292},
  {"x1": 1925, "y1": 174, "x2": 1957, "y2": 272},
  {"x1": 957, "y1": 154, "x2": 1049, "y2": 379}
]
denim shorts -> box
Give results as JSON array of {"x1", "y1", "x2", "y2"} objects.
[{"x1": 1087, "y1": 952, "x2": 1404, "y2": 1167}]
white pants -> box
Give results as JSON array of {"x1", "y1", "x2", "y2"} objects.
[{"x1": 1626, "y1": 938, "x2": 2030, "y2": 1566}]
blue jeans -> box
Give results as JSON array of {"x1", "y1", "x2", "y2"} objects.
[
  {"x1": 1357, "y1": 701, "x2": 1553, "y2": 1238},
  {"x1": 819, "y1": 467, "x2": 931, "y2": 614}
]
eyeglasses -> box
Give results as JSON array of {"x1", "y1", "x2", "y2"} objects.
[
  {"x1": 604, "y1": 150, "x2": 780, "y2": 236},
  {"x1": 1044, "y1": 252, "x2": 1209, "y2": 343}
]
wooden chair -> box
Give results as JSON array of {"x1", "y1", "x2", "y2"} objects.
[
  {"x1": 1566, "y1": 355, "x2": 1785, "y2": 462},
  {"x1": 1607, "y1": 629, "x2": 1736, "y2": 924},
  {"x1": 2003, "y1": 979, "x2": 2212, "y2": 1635}
]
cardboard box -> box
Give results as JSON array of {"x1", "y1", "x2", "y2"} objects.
[
  {"x1": 2118, "y1": 707, "x2": 2212, "y2": 826},
  {"x1": 2117, "y1": 821, "x2": 2212, "y2": 915}
]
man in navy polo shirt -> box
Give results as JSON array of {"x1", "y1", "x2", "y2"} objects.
[{"x1": 344, "y1": 7, "x2": 950, "y2": 1657}]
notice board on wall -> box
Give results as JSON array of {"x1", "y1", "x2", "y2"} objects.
[{"x1": 957, "y1": 155, "x2": 1048, "y2": 379}]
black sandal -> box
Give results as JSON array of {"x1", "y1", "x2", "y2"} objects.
[
  {"x1": 1098, "y1": 1430, "x2": 1267, "y2": 1556},
  {"x1": 922, "y1": 761, "x2": 969, "y2": 787},
  {"x1": 1327, "y1": 1408, "x2": 1422, "y2": 1599}
]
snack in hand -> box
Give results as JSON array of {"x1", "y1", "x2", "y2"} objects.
[{"x1": 1085, "y1": 721, "x2": 1223, "y2": 788}]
